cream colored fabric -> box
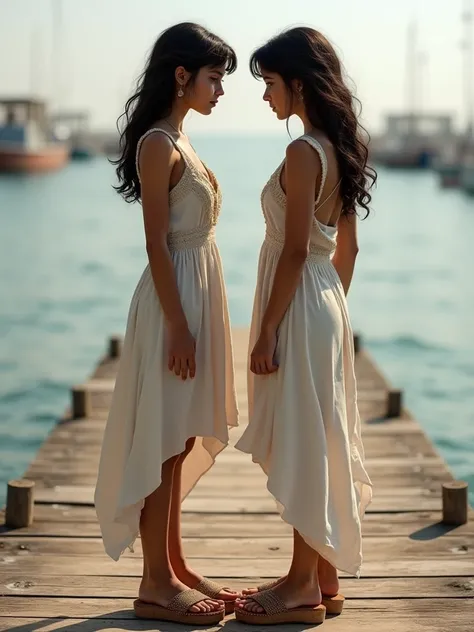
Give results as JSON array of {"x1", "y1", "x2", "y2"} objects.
[
  {"x1": 235, "y1": 135, "x2": 372, "y2": 577},
  {"x1": 95, "y1": 128, "x2": 238, "y2": 561}
]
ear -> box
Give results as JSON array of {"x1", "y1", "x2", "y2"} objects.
[
  {"x1": 175, "y1": 66, "x2": 191, "y2": 88},
  {"x1": 291, "y1": 79, "x2": 303, "y2": 95}
]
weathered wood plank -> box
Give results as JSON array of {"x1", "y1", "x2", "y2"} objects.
[
  {"x1": 1, "y1": 598, "x2": 473, "y2": 625},
  {"x1": 2, "y1": 574, "x2": 473, "y2": 599},
  {"x1": 28, "y1": 437, "x2": 440, "y2": 464},
  {"x1": 1, "y1": 535, "x2": 472, "y2": 561},
  {"x1": 32, "y1": 487, "x2": 443, "y2": 512},
  {"x1": 3, "y1": 612, "x2": 470, "y2": 632},
  {"x1": 31, "y1": 433, "x2": 439, "y2": 461},
  {"x1": 3, "y1": 508, "x2": 473, "y2": 537},
  {"x1": 25, "y1": 456, "x2": 452, "y2": 479},
  {"x1": 0, "y1": 612, "x2": 471, "y2": 632},
  {"x1": 22, "y1": 469, "x2": 454, "y2": 491},
  {"x1": 42, "y1": 418, "x2": 429, "y2": 440},
  {"x1": 1, "y1": 556, "x2": 473, "y2": 577}
]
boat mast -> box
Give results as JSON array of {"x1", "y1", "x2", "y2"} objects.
[
  {"x1": 406, "y1": 20, "x2": 418, "y2": 137},
  {"x1": 51, "y1": 0, "x2": 62, "y2": 113},
  {"x1": 462, "y1": 0, "x2": 474, "y2": 139}
]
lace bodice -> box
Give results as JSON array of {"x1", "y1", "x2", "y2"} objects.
[
  {"x1": 136, "y1": 128, "x2": 222, "y2": 250},
  {"x1": 261, "y1": 135, "x2": 339, "y2": 258}
]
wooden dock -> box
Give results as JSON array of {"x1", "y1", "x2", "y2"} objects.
[{"x1": 1, "y1": 328, "x2": 473, "y2": 631}]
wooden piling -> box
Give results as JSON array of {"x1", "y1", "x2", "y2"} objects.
[
  {"x1": 108, "y1": 334, "x2": 122, "y2": 359},
  {"x1": 387, "y1": 388, "x2": 403, "y2": 418},
  {"x1": 442, "y1": 481, "x2": 469, "y2": 525},
  {"x1": 5, "y1": 479, "x2": 35, "y2": 528},
  {"x1": 353, "y1": 331, "x2": 361, "y2": 354},
  {"x1": 71, "y1": 386, "x2": 90, "y2": 419}
]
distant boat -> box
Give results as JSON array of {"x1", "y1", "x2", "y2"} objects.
[
  {"x1": 51, "y1": 110, "x2": 95, "y2": 161},
  {"x1": 370, "y1": 113, "x2": 455, "y2": 169},
  {"x1": 437, "y1": 163, "x2": 462, "y2": 188},
  {"x1": 0, "y1": 98, "x2": 69, "y2": 174},
  {"x1": 434, "y1": 144, "x2": 465, "y2": 188},
  {"x1": 435, "y1": 3, "x2": 474, "y2": 189},
  {"x1": 70, "y1": 146, "x2": 93, "y2": 160},
  {"x1": 460, "y1": 151, "x2": 474, "y2": 194}
]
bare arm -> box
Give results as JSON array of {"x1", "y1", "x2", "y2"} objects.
[
  {"x1": 139, "y1": 134, "x2": 196, "y2": 380},
  {"x1": 331, "y1": 212, "x2": 359, "y2": 295},
  {"x1": 251, "y1": 140, "x2": 319, "y2": 375}
]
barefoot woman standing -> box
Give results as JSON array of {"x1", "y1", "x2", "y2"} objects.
[
  {"x1": 235, "y1": 27, "x2": 375, "y2": 625},
  {"x1": 94, "y1": 23, "x2": 239, "y2": 624}
]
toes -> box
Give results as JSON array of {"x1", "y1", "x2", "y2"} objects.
[{"x1": 235, "y1": 597, "x2": 264, "y2": 614}]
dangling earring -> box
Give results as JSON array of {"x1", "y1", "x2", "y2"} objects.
[
  {"x1": 298, "y1": 88, "x2": 303, "y2": 101},
  {"x1": 178, "y1": 86, "x2": 184, "y2": 98}
]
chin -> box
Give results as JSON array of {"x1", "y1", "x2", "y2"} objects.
[{"x1": 193, "y1": 105, "x2": 213, "y2": 116}]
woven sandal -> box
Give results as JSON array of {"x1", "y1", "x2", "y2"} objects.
[
  {"x1": 195, "y1": 578, "x2": 238, "y2": 614},
  {"x1": 235, "y1": 588, "x2": 326, "y2": 625},
  {"x1": 245, "y1": 579, "x2": 345, "y2": 615},
  {"x1": 133, "y1": 588, "x2": 225, "y2": 625}
]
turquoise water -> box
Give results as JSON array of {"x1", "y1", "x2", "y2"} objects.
[{"x1": 0, "y1": 134, "x2": 473, "y2": 507}]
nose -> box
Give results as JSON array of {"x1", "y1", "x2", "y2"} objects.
[
  {"x1": 216, "y1": 82, "x2": 224, "y2": 97},
  {"x1": 263, "y1": 89, "x2": 270, "y2": 102}
]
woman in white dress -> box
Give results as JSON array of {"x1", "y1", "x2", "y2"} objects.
[
  {"x1": 235, "y1": 27, "x2": 375, "y2": 625},
  {"x1": 94, "y1": 23, "x2": 239, "y2": 625}
]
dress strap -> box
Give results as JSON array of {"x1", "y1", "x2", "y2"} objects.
[
  {"x1": 298, "y1": 135, "x2": 328, "y2": 204},
  {"x1": 315, "y1": 179, "x2": 342, "y2": 212},
  {"x1": 135, "y1": 128, "x2": 186, "y2": 182}
]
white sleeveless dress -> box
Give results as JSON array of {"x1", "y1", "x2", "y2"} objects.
[
  {"x1": 235, "y1": 135, "x2": 372, "y2": 577},
  {"x1": 95, "y1": 128, "x2": 239, "y2": 561}
]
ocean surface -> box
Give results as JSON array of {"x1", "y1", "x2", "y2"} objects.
[{"x1": 0, "y1": 134, "x2": 473, "y2": 507}]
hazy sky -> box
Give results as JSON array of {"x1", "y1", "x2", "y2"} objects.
[{"x1": 0, "y1": 0, "x2": 467, "y2": 133}]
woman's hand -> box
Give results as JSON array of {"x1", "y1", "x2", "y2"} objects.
[
  {"x1": 250, "y1": 327, "x2": 278, "y2": 375},
  {"x1": 167, "y1": 323, "x2": 196, "y2": 380}
]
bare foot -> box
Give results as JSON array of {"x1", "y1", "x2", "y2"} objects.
[
  {"x1": 236, "y1": 577, "x2": 322, "y2": 614},
  {"x1": 242, "y1": 576, "x2": 286, "y2": 596},
  {"x1": 242, "y1": 558, "x2": 339, "y2": 597},
  {"x1": 171, "y1": 558, "x2": 240, "y2": 604},
  {"x1": 318, "y1": 557, "x2": 339, "y2": 597},
  {"x1": 139, "y1": 576, "x2": 224, "y2": 614}
]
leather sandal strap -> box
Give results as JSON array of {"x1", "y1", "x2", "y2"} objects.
[
  {"x1": 195, "y1": 578, "x2": 229, "y2": 599},
  {"x1": 166, "y1": 589, "x2": 211, "y2": 613},
  {"x1": 252, "y1": 589, "x2": 288, "y2": 615},
  {"x1": 258, "y1": 579, "x2": 279, "y2": 591}
]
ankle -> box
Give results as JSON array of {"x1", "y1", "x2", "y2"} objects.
[
  {"x1": 318, "y1": 558, "x2": 338, "y2": 580},
  {"x1": 142, "y1": 566, "x2": 175, "y2": 587},
  {"x1": 170, "y1": 554, "x2": 190, "y2": 574},
  {"x1": 286, "y1": 569, "x2": 319, "y2": 587}
]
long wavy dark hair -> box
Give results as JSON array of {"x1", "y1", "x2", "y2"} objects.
[
  {"x1": 250, "y1": 27, "x2": 376, "y2": 216},
  {"x1": 113, "y1": 23, "x2": 237, "y2": 203}
]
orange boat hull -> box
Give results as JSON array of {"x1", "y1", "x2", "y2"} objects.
[{"x1": 0, "y1": 145, "x2": 69, "y2": 173}]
